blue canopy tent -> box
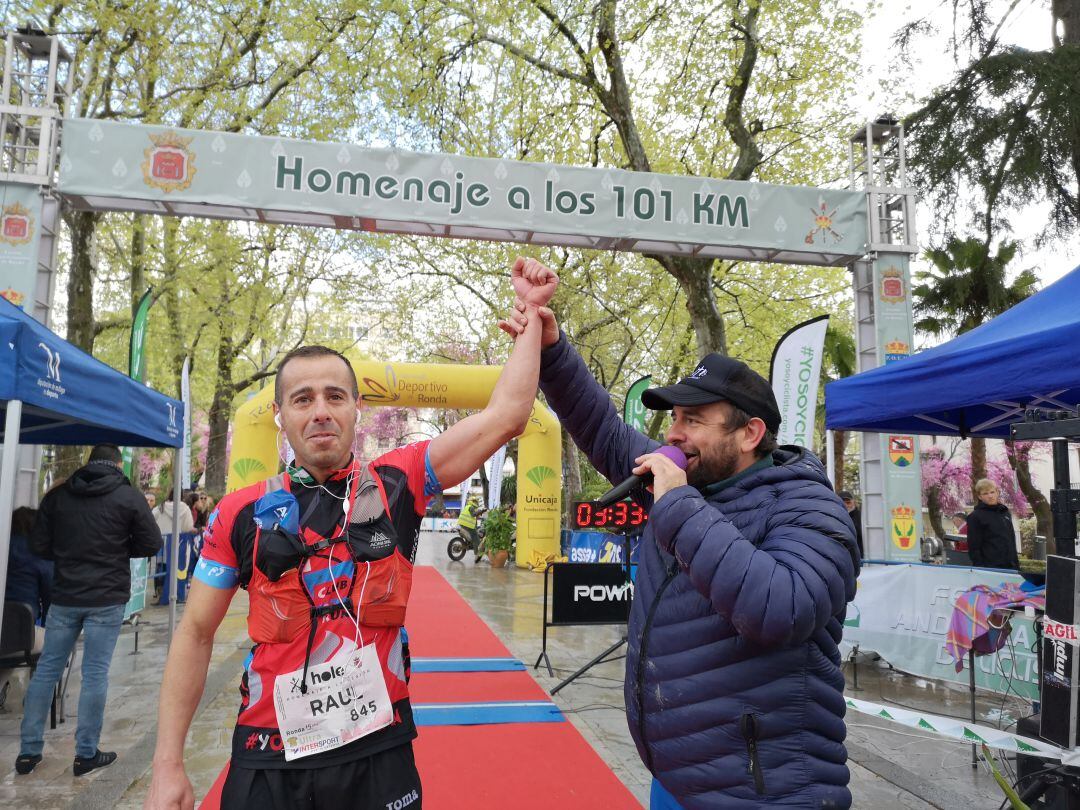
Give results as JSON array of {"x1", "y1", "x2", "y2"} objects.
[
  {"x1": 0, "y1": 297, "x2": 185, "y2": 639},
  {"x1": 825, "y1": 265, "x2": 1080, "y2": 438}
]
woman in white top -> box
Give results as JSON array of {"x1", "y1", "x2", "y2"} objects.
[{"x1": 152, "y1": 492, "x2": 195, "y2": 535}]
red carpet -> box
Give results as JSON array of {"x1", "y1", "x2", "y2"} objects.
[{"x1": 200, "y1": 566, "x2": 640, "y2": 808}]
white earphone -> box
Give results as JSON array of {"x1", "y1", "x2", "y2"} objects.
[{"x1": 274, "y1": 413, "x2": 282, "y2": 429}]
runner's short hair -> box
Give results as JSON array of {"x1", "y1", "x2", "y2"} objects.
[{"x1": 274, "y1": 346, "x2": 359, "y2": 404}]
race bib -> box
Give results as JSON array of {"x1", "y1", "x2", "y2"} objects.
[{"x1": 273, "y1": 644, "x2": 393, "y2": 761}]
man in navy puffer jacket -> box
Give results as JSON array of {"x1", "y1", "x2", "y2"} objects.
[{"x1": 501, "y1": 287, "x2": 859, "y2": 808}]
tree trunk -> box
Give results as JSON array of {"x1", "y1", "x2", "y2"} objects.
[
  {"x1": 1006, "y1": 441, "x2": 1055, "y2": 556},
  {"x1": 204, "y1": 332, "x2": 235, "y2": 498},
  {"x1": 652, "y1": 255, "x2": 728, "y2": 357},
  {"x1": 562, "y1": 426, "x2": 582, "y2": 522},
  {"x1": 970, "y1": 436, "x2": 987, "y2": 496},
  {"x1": 832, "y1": 429, "x2": 847, "y2": 492},
  {"x1": 162, "y1": 218, "x2": 185, "y2": 396},
  {"x1": 66, "y1": 210, "x2": 98, "y2": 353},
  {"x1": 56, "y1": 211, "x2": 100, "y2": 479},
  {"x1": 204, "y1": 262, "x2": 236, "y2": 496},
  {"x1": 926, "y1": 484, "x2": 946, "y2": 539},
  {"x1": 130, "y1": 213, "x2": 147, "y2": 316}
]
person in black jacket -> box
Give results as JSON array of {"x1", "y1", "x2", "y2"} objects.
[
  {"x1": 966, "y1": 479, "x2": 1019, "y2": 570},
  {"x1": 15, "y1": 444, "x2": 162, "y2": 777},
  {"x1": 839, "y1": 490, "x2": 864, "y2": 559}
]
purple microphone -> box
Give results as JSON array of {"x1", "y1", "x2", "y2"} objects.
[{"x1": 594, "y1": 445, "x2": 688, "y2": 508}]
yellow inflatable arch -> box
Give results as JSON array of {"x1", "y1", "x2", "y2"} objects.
[{"x1": 227, "y1": 358, "x2": 562, "y2": 568}]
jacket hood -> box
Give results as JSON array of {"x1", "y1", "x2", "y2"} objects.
[
  {"x1": 724, "y1": 445, "x2": 830, "y2": 491},
  {"x1": 67, "y1": 460, "x2": 127, "y2": 497}
]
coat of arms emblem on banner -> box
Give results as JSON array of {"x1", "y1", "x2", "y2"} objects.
[
  {"x1": 142, "y1": 131, "x2": 197, "y2": 192},
  {"x1": 0, "y1": 201, "x2": 33, "y2": 246},
  {"x1": 890, "y1": 505, "x2": 917, "y2": 550},
  {"x1": 888, "y1": 436, "x2": 915, "y2": 467},
  {"x1": 884, "y1": 340, "x2": 910, "y2": 364},
  {"x1": 880, "y1": 267, "x2": 906, "y2": 303}
]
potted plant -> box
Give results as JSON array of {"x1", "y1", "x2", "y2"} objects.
[{"x1": 482, "y1": 506, "x2": 514, "y2": 568}]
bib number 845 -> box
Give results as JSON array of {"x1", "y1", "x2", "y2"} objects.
[{"x1": 350, "y1": 700, "x2": 379, "y2": 722}]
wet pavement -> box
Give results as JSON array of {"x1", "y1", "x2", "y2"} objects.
[{"x1": 0, "y1": 531, "x2": 1034, "y2": 808}]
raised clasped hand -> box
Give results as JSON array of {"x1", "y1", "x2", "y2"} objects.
[{"x1": 511, "y1": 256, "x2": 558, "y2": 308}]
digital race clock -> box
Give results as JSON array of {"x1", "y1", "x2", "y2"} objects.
[{"x1": 571, "y1": 500, "x2": 648, "y2": 530}]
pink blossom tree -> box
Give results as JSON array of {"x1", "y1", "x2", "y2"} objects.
[{"x1": 922, "y1": 443, "x2": 1032, "y2": 538}]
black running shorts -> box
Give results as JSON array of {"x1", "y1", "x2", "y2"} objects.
[{"x1": 220, "y1": 742, "x2": 422, "y2": 810}]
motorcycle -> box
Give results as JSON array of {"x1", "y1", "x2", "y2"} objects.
[{"x1": 447, "y1": 509, "x2": 487, "y2": 561}]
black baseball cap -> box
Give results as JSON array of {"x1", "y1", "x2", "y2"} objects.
[{"x1": 641, "y1": 353, "x2": 782, "y2": 433}]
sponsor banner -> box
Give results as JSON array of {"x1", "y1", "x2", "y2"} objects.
[
  {"x1": 0, "y1": 183, "x2": 43, "y2": 311},
  {"x1": 59, "y1": 119, "x2": 869, "y2": 264},
  {"x1": 181, "y1": 356, "x2": 192, "y2": 488},
  {"x1": 623, "y1": 376, "x2": 651, "y2": 431},
  {"x1": 486, "y1": 444, "x2": 506, "y2": 511},
  {"x1": 872, "y1": 252, "x2": 921, "y2": 560},
  {"x1": 845, "y1": 696, "x2": 1068, "y2": 761},
  {"x1": 550, "y1": 562, "x2": 633, "y2": 625},
  {"x1": 568, "y1": 531, "x2": 626, "y2": 564},
  {"x1": 123, "y1": 288, "x2": 153, "y2": 481},
  {"x1": 420, "y1": 517, "x2": 456, "y2": 533},
  {"x1": 124, "y1": 557, "x2": 149, "y2": 620},
  {"x1": 841, "y1": 564, "x2": 1038, "y2": 700},
  {"x1": 1044, "y1": 618, "x2": 1079, "y2": 646},
  {"x1": 769, "y1": 315, "x2": 829, "y2": 448}
]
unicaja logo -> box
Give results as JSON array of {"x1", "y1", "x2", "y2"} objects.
[{"x1": 38, "y1": 342, "x2": 61, "y2": 381}]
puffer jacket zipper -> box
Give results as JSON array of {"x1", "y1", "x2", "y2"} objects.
[
  {"x1": 740, "y1": 713, "x2": 766, "y2": 794},
  {"x1": 636, "y1": 556, "x2": 680, "y2": 773}
]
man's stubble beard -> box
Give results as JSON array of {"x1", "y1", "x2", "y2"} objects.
[{"x1": 686, "y1": 435, "x2": 741, "y2": 489}]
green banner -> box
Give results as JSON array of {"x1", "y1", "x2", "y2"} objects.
[
  {"x1": 59, "y1": 119, "x2": 869, "y2": 266},
  {"x1": 623, "y1": 376, "x2": 652, "y2": 431},
  {"x1": 122, "y1": 287, "x2": 153, "y2": 480},
  {"x1": 123, "y1": 287, "x2": 154, "y2": 619},
  {"x1": 0, "y1": 184, "x2": 44, "y2": 312}
]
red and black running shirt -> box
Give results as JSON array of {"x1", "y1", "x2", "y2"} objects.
[{"x1": 193, "y1": 441, "x2": 438, "y2": 769}]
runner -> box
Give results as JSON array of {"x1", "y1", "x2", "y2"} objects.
[{"x1": 143, "y1": 258, "x2": 556, "y2": 810}]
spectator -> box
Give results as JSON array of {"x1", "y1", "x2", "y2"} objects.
[
  {"x1": 15, "y1": 443, "x2": 162, "y2": 777},
  {"x1": 144, "y1": 491, "x2": 157, "y2": 510},
  {"x1": 966, "y1": 480, "x2": 1019, "y2": 570},
  {"x1": 6, "y1": 507, "x2": 52, "y2": 627},
  {"x1": 190, "y1": 491, "x2": 212, "y2": 531},
  {"x1": 839, "y1": 490, "x2": 864, "y2": 559},
  {"x1": 153, "y1": 489, "x2": 195, "y2": 536}
]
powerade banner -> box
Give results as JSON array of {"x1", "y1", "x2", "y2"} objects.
[
  {"x1": 0, "y1": 183, "x2": 43, "y2": 312},
  {"x1": 59, "y1": 119, "x2": 869, "y2": 266},
  {"x1": 550, "y1": 562, "x2": 633, "y2": 625},
  {"x1": 769, "y1": 315, "x2": 828, "y2": 448},
  {"x1": 623, "y1": 375, "x2": 651, "y2": 431},
  {"x1": 840, "y1": 564, "x2": 1037, "y2": 700}
]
